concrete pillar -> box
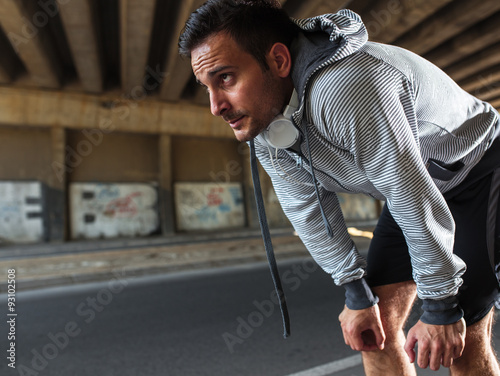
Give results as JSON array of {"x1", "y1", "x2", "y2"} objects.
[
  {"x1": 47, "y1": 127, "x2": 66, "y2": 242},
  {"x1": 159, "y1": 134, "x2": 176, "y2": 235}
]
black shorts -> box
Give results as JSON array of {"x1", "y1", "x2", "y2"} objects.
[{"x1": 366, "y1": 140, "x2": 500, "y2": 326}]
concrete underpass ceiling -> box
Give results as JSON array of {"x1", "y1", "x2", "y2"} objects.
[{"x1": 0, "y1": 0, "x2": 498, "y2": 111}]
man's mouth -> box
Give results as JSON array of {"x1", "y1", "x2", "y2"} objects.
[{"x1": 227, "y1": 116, "x2": 244, "y2": 129}]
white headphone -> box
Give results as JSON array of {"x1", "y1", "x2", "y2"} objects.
[{"x1": 259, "y1": 90, "x2": 301, "y2": 150}]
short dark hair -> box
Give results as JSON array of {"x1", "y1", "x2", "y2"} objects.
[{"x1": 178, "y1": 0, "x2": 299, "y2": 70}]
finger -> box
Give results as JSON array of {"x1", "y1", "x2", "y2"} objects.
[
  {"x1": 429, "y1": 350, "x2": 442, "y2": 371},
  {"x1": 351, "y1": 332, "x2": 365, "y2": 351},
  {"x1": 360, "y1": 330, "x2": 381, "y2": 352},
  {"x1": 341, "y1": 328, "x2": 350, "y2": 347},
  {"x1": 404, "y1": 336, "x2": 417, "y2": 363},
  {"x1": 442, "y1": 347, "x2": 454, "y2": 368},
  {"x1": 453, "y1": 343, "x2": 464, "y2": 359},
  {"x1": 341, "y1": 321, "x2": 362, "y2": 350},
  {"x1": 417, "y1": 343, "x2": 430, "y2": 369},
  {"x1": 372, "y1": 326, "x2": 386, "y2": 350},
  {"x1": 342, "y1": 326, "x2": 361, "y2": 351},
  {"x1": 453, "y1": 335, "x2": 466, "y2": 359}
]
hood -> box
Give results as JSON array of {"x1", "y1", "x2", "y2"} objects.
[{"x1": 290, "y1": 10, "x2": 368, "y2": 116}]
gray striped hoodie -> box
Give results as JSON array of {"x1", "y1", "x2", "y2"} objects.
[{"x1": 254, "y1": 10, "x2": 499, "y2": 319}]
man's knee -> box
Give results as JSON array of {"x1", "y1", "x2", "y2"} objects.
[{"x1": 452, "y1": 309, "x2": 497, "y2": 368}]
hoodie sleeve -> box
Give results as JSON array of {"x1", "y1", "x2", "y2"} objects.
[{"x1": 253, "y1": 139, "x2": 372, "y2": 292}]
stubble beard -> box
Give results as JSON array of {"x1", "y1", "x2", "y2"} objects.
[
  {"x1": 232, "y1": 70, "x2": 286, "y2": 143},
  {"x1": 233, "y1": 117, "x2": 270, "y2": 142}
]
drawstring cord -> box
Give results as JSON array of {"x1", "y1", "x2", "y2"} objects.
[
  {"x1": 303, "y1": 123, "x2": 334, "y2": 238},
  {"x1": 250, "y1": 139, "x2": 291, "y2": 338},
  {"x1": 249, "y1": 124, "x2": 333, "y2": 338}
]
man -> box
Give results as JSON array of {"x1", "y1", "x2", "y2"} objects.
[{"x1": 179, "y1": 0, "x2": 500, "y2": 374}]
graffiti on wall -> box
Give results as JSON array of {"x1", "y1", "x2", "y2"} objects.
[
  {"x1": 69, "y1": 183, "x2": 159, "y2": 239},
  {"x1": 0, "y1": 181, "x2": 44, "y2": 243},
  {"x1": 174, "y1": 182, "x2": 245, "y2": 231}
]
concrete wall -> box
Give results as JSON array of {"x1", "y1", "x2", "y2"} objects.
[
  {"x1": 66, "y1": 130, "x2": 159, "y2": 183},
  {"x1": 0, "y1": 126, "x2": 51, "y2": 181},
  {"x1": 172, "y1": 136, "x2": 244, "y2": 183},
  {"x1": 0, "y1": 88, "x2": 379, "y2": 246}
]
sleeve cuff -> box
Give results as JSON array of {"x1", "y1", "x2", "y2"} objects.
[
  {"x1": 420, "y1": 296, "x2": 464, "y2": 325},
  {"x1": 343, "y1": 278, "x2": 379, "y2": 310}
]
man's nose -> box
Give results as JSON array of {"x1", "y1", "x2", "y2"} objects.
[{"x1": 210, "y1": 91, "x2": 229, "y2": 117}]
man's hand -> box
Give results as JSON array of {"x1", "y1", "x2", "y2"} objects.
[
  {"x1": 404, "y1": 318, "x2": 466, "y2": 370},
  {"x1": 338, "y1": 304, "x2": 386, "y2": 351}
]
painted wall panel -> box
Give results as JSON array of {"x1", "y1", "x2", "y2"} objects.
[
  {"x1": 70, "y1": 183, "x2": 159, "y2": 239},
  {"x1": 0, "y1": 181, "x2": 44, "y2": 243},
  {"x1": 174, "y1": 182, "x2": 245, "y2": 231}
]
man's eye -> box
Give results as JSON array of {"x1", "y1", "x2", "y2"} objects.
[{"x1": 221, "y1": 74, "x2": 231, "y2": 83}]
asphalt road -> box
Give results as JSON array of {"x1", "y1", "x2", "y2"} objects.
[{"x1": 0, "y1": 258, "x2": 497, "y2": 376}]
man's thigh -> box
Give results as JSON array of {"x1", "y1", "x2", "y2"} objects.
[
  {"x1": 446, "y1": 169, "x2": 500, "y2": 324},
  {"x1": 365, "y1": 205, "x2": 413, "y2": 288}
]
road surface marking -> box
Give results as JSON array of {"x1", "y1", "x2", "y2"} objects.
[{"x1": 286, "y1": 354, "x2": 363, "y2": 376}]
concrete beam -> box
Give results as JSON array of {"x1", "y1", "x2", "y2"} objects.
[
  {"x1": 58, "y1": 0, "x2": 103, "y2": 93},
  {"x1": 0, "y1": 67, "x2": 10, "y2": 84},
  {"x1": 445, "y1": 42, "x2": 500, "y2": 83},
  {"x1": 489, "y1": 96, "x2": 500, "y2": 111},
  {"x1": 192, "y1": 85, "x2": 210, "y2": 107},
  {"x1": 120, "y1": 0, "x2": 157, "y2": 93},
  {"x1": 478, "y1": 85, "x2": 500, "y2": 102},
  {"x1": 0, "y1": 87, "x2": 232, "y2": 138},
  {"x1": 393, "y1": 0, "x2": 500, "y2": 56},
  {"x1": 424, "y1": 12, "x2": 500, "y2": 69},
  {"x1": 0, "y1": 61, "x2": 13, "y2": 84},
  {"x1": 359, "y1": 0, "x2": 452, "y2": 44},
  {"x1": 0, "y1": 0, "x2": 62, "y2": 88},
  {"x1": 290, "y1": 0, "x2": 349, "y2": 18},
  {"x1": 159, "y1": 0, "x2": 200, "y2": 102},
  {"x1": 160, "y1": 57, "x2": 194, "y2": 102},
  {"x1": 342, "y1": 0, "x2": 374, "y2": 15},
  {"x1": 0, "y1": 31, "x2": 18, "y2": 83},
  {"x1": 457, "y1": 64, "x2": 500, "y2": 95}
]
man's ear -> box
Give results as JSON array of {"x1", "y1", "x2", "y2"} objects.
[{"x1": 267, "y1": 43, "x2": 292, "y2": 78}]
